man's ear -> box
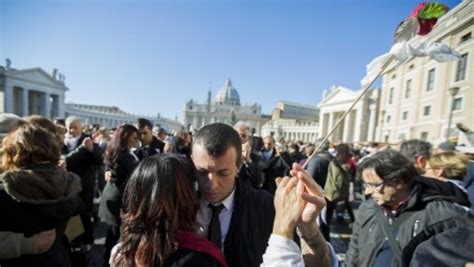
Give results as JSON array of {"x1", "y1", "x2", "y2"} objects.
[{"x1": 416, "y1": 155, "x2": 427, "y2": 169}]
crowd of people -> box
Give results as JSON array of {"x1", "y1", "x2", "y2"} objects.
[{"x1": 0, "y1": 112, "x2": 473, "y2": 266}]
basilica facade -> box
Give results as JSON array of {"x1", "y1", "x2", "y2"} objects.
[{"x1": 183, "y1": 77, "x2": 265, "y2": 134}]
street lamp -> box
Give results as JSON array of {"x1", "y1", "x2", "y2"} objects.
[{"x1": 446, "y1": 87, "x2": 460, "y2": 141}]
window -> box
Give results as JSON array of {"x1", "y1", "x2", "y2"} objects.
[
  {"x1": 386, "y1": 115, "x2": 391, "y2": 123},
  {"x1": 392, "y1": 74, "x2": 397, "y2": 79},
  {"x1": 460, "y1": 32, "x2": 471, "y2": 44},
  {"x1": 426, "y1": 68, "x2": 435, "y2": 91},
  {"x1": 420, "y1": 132, "x2": 428, "y2": 141},
  {"x1": 388, "y1": 87, "x2": 394, "y2": 104},
  {"x1": 402, "y1": 111, "x2": 408, "y2": 120},
  {"x1": 453, "y1": 97, "x2": 462, "y2": 111},
  {"x1": 409, "y1": 64, "x2": 414, "y2": 70},
  {"x1": 423, "y1": 105, "x2": 431, "y2": 116},
  {"x1": 455, "y1": 53, "x2": 468, "y2": 81},
  {"x1": 405, "y1": 79, "x2": 412, "y2": 99}
]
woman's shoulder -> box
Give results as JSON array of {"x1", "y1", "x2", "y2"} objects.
[{"x1": 168, "y1": 248, "x2": 220, "y2": 267}]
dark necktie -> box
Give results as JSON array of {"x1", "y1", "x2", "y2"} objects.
[{"x1": 208, "y1": 203, "x2": 225, "y2": 249}]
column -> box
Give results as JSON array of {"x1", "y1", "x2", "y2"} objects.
[
  {"x1": 318, "y1": 111, "x2": 325, "y2": 137},
  {"x1": 4, "y1": 82, "x2": 13, "y2": 113},
  {"x1": 50, "y1": 94, "x2": 59, "y2": 118},
  {"x1": 367, "y1": 105, "x2": 377, "y2": 142},
  {"x1": 354, "y1": 107, "x2": 363, "y2": 142},
  {"x1": 327, "y1": 112, "x2": 334, "y2": 142},
  {"x1": 22, "y1": 88, "x2": 29, "y2": 116},
  {"x1": 43, "y1": 93, "x2": 51, "y2": 118},
  {"x1": 342, "y1": 114, "x2": 351, "y2": 142}
]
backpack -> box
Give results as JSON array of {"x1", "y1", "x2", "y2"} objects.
[{"x1": 323, "y1": 159, "x2": 350, "y2": 202}]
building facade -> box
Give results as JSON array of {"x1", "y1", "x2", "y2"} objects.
[
  {"x1": 66, "y1": 103, "x2": 183, "y2": 131},
  {"x1": 183, "y1": 77, "x2": 265, "y2": 134},
  {"x1": 0, "y1": 60, "x2": 67, "y2": 118},
  {"x1": 318, "y1": 85, "x2": 380, "y2": 143},
  {"x1": 261, "y1": 101, "x2": 319, "y2": 143},
  {"x1": 376, "y1": 0, "x2": 473, "y2": 145}
]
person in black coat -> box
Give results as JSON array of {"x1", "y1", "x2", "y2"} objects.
[
  {"x1": 98, "y1": 124, "x2": 139, "y2": 267},
  {"x1": 0, "y1": 124, "x2": 83, "y2": 267},
  {"x1": 234, "y1": 122, "x2": 263, "y2": 188},
  {"x1": 135, "y1": 118, "x2": 164, "y2": 160},
  {"x1": 192, "y1": 123, "x2": 274, "y2": 267},
  {"x1": 260, "y1": 138, "x2": 292, "y2": 195},
  {"x1": 63, "y1": 116, "x2": 103, "y2": 246}
]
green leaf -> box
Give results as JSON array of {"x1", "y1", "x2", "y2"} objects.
[{"x1": 418, "y1": 3, "x2": 448, "y2": 19}]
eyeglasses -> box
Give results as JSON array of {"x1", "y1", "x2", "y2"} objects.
[{"x1": 364, "y1": 182, "x2": 385, "y2": 191}]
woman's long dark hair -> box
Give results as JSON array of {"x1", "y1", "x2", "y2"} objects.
[
  {"x1": 335, "y1": 143, "x2": 351, "y2": 165},
  {"x1": 106, "y1": 124, "x2": 138, "y2": 167},
  {"x1": 113, "y1": 154, "x2": 200, "y2": 267}
]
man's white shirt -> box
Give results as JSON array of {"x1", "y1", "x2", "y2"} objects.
[{"x1": 196, "y1": 188, "x2": 236, "y2": 250}]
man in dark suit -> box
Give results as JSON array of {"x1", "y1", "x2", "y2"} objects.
[
  {"x1": 63, "y1": 116, "x2": 103, "y2": 249},
  {"x1": 192, "y1": 123, "x2": 274, "y2": 267},
  {"x1": 135, "y1": 118, "x2": 164, "y2": 160}
]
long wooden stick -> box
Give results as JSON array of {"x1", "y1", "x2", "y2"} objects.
[{"x1": 302, "y1": 55, "x2": 395, "y2": 169}]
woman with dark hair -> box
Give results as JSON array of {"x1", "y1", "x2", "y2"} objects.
[
  {"x1": 0, "y1": 124, "x2": 82, "y2": 266},
  {"x1": 99, "y1": 124, "x2": 139, "y2": 267},
  {"x1": 110, "y1": 154, "x2": 227, "y2": 267}
]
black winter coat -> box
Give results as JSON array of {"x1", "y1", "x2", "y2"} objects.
[
  {"x1": 64, "y1": 134, "x2": 103, "y2": 212},
  {"x1": 99, "y1": 150, "x2": 139, "y2": 227},
  {"x1": 0, "y1": 164, "x2": 83, "y2": 267},
  {"x1": 135, "y1": 136, "x2": 164, "y2": 161},
  {"x1": 223, "y1": 178, "x2": 274, "y2": 267},
  {"x1": 260, "y1": 150, "x2": 292, "y2": 194}
]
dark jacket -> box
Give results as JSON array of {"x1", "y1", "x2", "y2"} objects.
[
  {"x1": 134, "y1": 136, "x2": 164, "y2": 161},
  {"x1": 345, "y1": 176, "x2": 471, "y2": 267},
  {"x1": 260, "y1": 150, "x2": 292, "y2": 194},
  {"x1": 223, "y1": 178, "x2": 274, "y2": 267},
  {"x1": 64, "y1": 134, "x2": 103, "y2": 212},
  {"x1": 64, "y1": 134, "x2": 104, "y2": 183},
  {"x1": 0, "y1": 164, "x2": 83, "y2": 267},
  {"x1": 99, "y1": 150, "x2": 139, "y2": 227},
  {"x1": 401, "y1": 215, "x2": 474, "y2": 267},
  {"x1": 239, "y1": 152, "x2": 263, "y2": 189}
]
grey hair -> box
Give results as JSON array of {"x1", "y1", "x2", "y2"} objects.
[
  {"x1": 234, "y1": 121, "x2": 250, "y2": 131},
  {"x1": 65, "y1": 116, "x2": 83, "y2": 128}
]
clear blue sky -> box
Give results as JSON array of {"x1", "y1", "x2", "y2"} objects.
[{"x1": 0, "y1": 0, "x2": 461, "y2": 122}]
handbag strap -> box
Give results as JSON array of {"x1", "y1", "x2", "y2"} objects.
[{"x1": 376, "y1": 208, "x2": 416, "y2": 262}]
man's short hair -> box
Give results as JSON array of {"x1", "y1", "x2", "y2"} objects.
[
  {"x1": 400, "y1": 139, "x2": 432, "y2": 162},
  {"x1": 138, "y1": 118, "x2": 153, "y2": 130},
  {"x1": 234, "y1": 121, "x2": 250, "y2": 131},
  {"x1": 65, "y1": 116, "x2": 83, "y2": 127},
  {"x1": 358, "y1": 149, "x2": 418, "y2": 184},
  {"x1": 193, "y1": 123, "x2": 242, "y2": 167},
  {"x1": 314, "y1": 138, "x2": 329, "y2": 152}
]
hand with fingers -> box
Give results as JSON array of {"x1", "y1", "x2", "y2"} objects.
[
  {"x1": 289, "y1": 163, "x2": 326, "y2": 239},
  {"x1": 273, "y1": 176, "x2": 303, "y2": 239},
  {"x1": 82, "y1": 137, "x2": 94, "y2": 152},
  {"x1": 290, "y1": 163, "x2": 332, "y2": 267},
  {"x1": 34, "y1": 229, "x2": 56, "y2": 253},
  {"x1": 271, "y1": 164, "x2": 332, "y2": 267}
]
